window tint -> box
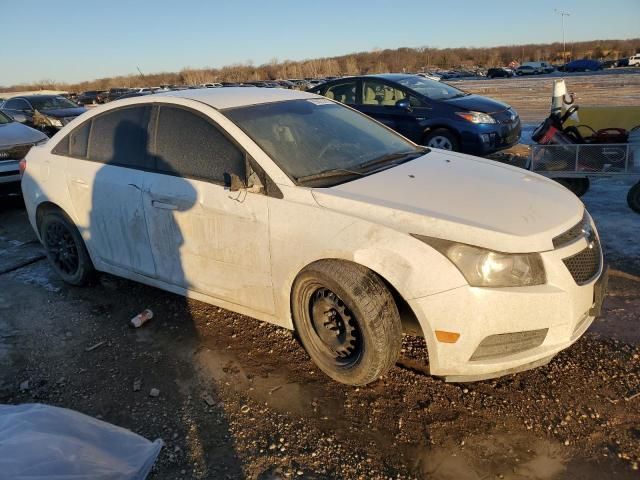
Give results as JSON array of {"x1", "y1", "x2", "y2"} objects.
[
  {"x1": 322, "y1": 81, "x2": 357, "y2": 105},
  {"x1": 4, "y1": 99, "x2": 29, "y2": 110},
  {"x1": 51, "y1": 135, "x2": 69, "y2": 156},
  {"x1": 154, "y1": 106, "x2": 245, "y2": 183},
  {"x1": 362, "y1": 80, "x2": 406, "y2": 106},
  {"x1": 88, "y1": 106, "x2": 152, "y2": 169},
  {"x1": 69, "y1": 121, "x2": 91, "y2": 158}
]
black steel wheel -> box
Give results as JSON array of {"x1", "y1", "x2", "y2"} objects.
[
  {"x1": 40, "y1": 209, "x2": 94, "y2": 285},
  {"x1": 292, "y1": 260, "x2": 402, "y2": 385}
]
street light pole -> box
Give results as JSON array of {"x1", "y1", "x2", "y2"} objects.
[{"x1": 554, "y1": 9, "x2": 571, "y2": 61}]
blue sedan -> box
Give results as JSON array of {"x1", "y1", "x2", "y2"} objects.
[{"x1": 308, "y1": 74, "x2": 521, "y2": 155}]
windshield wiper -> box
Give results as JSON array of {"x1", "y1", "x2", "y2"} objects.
[
  {"x1": 296, "y1": 168, "x2": 364, "y2": 184},
  {"x1": 355, "y1": 148, "x2": 428, "y2": 173}
]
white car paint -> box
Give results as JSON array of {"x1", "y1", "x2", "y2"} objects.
[{"x1": 21, "y1": 88, "x2": 605, "y2": 381}]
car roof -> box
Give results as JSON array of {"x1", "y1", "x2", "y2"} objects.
[
  {"x1": 366, "y1": 73, "x2": 418, "y2": 81},
  {"x1": 8, "y1": 94, "x2": 63, "y2": 100},
  {"x1": 158, "y1": 87, "x2": 318, "y2": 110}
]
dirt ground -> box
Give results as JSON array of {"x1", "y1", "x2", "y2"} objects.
[{"x1": 1, "y1": 72, "x2": 640, "y2": 479}]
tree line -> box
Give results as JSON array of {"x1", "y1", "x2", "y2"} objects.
[{"x1": 2, "y1": 38, "x2": 639, "y2": 93}]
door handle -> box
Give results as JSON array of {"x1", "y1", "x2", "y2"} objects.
[{"x1": 151, "y1": 200, "x2": 178, "y2": 210}]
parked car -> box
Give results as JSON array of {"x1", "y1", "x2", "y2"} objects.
[
  {"x1": 563, "y1": 60, "x2": 602, "y2": 72},
  {"x1": 521, "y1": 62, "x2": 554, "y2": 73},
  {"x1": 77, "y1": 90, "x2": 107, "y2": 105},
  {"x1": 200, "y1": 83, "x2": 223, "y2": 88},
  {"x1": 616, "y1": 58, "x2": 630, "y2": 67},
  {"x1": 0, "y1": 109, "x2": 47, "y2": 194},
  {"x1": 104, "y1": 88, "x2": 133, "y2": 102},
  {"x1": 308, "y1": 74, "x2": 521, "y2": 155},
  {"x1": 21, "y1": 88, "x2": 604, "y2": 385},
  {"x1": 515, "y1": 65, "x2": 538, "y2": 75},
  {"x1": 629, "y1": 54, "x2": 640, "y2": 67},
  {"x1": 2, "y1": 95, "x2": 87, "y2": 135},
  {"x1": 486, "y1": 67, "x2": 514, "y2": 78}
]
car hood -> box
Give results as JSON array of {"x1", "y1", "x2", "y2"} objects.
[
  {"x1": 443, "y1": 94, "x2": 510, "y2": 113},
  {"x1": 38, "y1": 107, "x2": 87, "y2": 118},
  {"x1": 311, "y1": 150, "x2": 584, "y2": 253},
  {"x1": 0, "y1": 121, "x2": 47, "y2": 149}
]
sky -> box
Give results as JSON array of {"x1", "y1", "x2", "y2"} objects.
[{"x1": 1, "y1": 0, "x2": 638, "y2": 85}]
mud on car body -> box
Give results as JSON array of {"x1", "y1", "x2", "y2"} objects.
[{"x1": 21, "y1": 88, "x2": 606, "y2": 385}]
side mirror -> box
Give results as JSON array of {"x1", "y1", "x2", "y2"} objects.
[{"x1": 395, "y1": 99, "x2": 412, "y2": 111}]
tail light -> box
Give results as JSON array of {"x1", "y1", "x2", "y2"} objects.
[{"x1": 19, "y1": 158, "x2": 27, "y2": 176}]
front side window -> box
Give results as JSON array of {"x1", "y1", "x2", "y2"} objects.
[
  {"x1": 395, "y1": 76, "x2": 467, "y2": 100},
  {"x1": 88, "y1": 106, "x2": 152, "y2": 169},
  {"x1": 362, "y1": 79, "x2": 407, "y2": 106},
  {"x1": 29, "y1": 96, "x2": 78, "y2": 110},
  {"x1": 154, "y1": 106, "x2": 245, "y2": 184},
  {"x1": 4, "y1": 99, "x2": 30, "y2": 111},
  {"x1": 322, "y1": 81, "x2": 357, "y2": 105},
  {"x1": 0, "y1": 110, "x2": 12, "y2": 124},
  {"x1": 224, "y1": 99, "x2": 423, "y2": 187}
]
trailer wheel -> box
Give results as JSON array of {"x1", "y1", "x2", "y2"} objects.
[
  {"x1": 555, "y1": 177, "x2": 590, "y2": 197},
  {"x1": 627, "y1": 182, "x2": 640, "y2": 214}
]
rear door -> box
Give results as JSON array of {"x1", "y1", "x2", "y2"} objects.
[
  {"x1": 142, "y1": 104, "x2": 275, "y2": 314},
  {"x1": 62, "y1": 106, "x2": 156, "y2": 276}
]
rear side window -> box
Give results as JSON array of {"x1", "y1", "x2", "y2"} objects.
[
  {"x1": 154, "y1": 106, "x2": 245, "y2": 183},
  {"x1": 51, "y1": 120, "x2": 90, "y2": 158},
  {"x1": 88, "y1": 106, "x2": 152, "y2": 169}
]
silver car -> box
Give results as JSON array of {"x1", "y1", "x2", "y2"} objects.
[{"x1": 0, "y1": 110, "x2": 47, "y2": 192}]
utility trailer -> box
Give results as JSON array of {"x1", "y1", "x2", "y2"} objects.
[{"x1": 527, "y1": 142, "x2": 640, "y2": 213}]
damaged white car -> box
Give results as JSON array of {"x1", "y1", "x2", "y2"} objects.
[{"x1": 21, "y1": 88, "x2": 607, "y2": 385}]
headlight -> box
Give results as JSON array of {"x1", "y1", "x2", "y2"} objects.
[
  {"x1": 455, "y1": 111, "x2": 496, "y2": 124},
  {"x1": 412, "y1": 235, "x2": 546, "y2": 287},
  {"x1": 47, "y1": 117, "x2": 63, "y2": 127}
]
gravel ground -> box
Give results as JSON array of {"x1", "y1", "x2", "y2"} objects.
[{"x1": 1, "y1": 72, "x2": 639, "y2": 479}]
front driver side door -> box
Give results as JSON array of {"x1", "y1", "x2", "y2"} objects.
[{"x1": 142, "y1": 104, "x2": 275, "y2": 314}]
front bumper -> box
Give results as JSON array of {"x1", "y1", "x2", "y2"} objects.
[
  {"x1": 408, "y1": 235, "x2": 606, "y2": 381},
  {"x1": 461, "y1": 119, "x2": 521, "y2": 155}
]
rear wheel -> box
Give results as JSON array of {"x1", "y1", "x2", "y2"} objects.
[
  {"x1": 291, "y1": 260, "x2": 402, "y2": 385},
  {"x1": 627, "y1": 182, "x2": 640, "y2": 214},
  {"x1": 423, "y1": 129, "x2": 459, "y2": 151},
  {"x1": 40, "y1": 210, "x2": 94, "y2": 285}
]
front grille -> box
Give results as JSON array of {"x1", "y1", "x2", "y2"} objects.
[
  {"x1": 563, "y1": 237, "x2": 601, "y2": 285},
  {"x1": 0, "y1": 144, "x2": 31, "y2": 160}
]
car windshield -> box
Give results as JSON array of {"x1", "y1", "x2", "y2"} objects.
[
  {"x1": 224, "y1": 99, "x2": 424, "y2": 187},
  {"x1": 29, "y1": 96, "x2": 78, "y2": 110},
  {"x1": 0, "y1": 110, "x2": 13, "y2": 124},
  {"x1": 395, "y1": 76, "x2": 466, "y2": 100}
]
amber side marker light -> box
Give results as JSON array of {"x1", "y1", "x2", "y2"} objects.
[{"x1": 435, "y1": 330, "x2": 461, "y2": 343}]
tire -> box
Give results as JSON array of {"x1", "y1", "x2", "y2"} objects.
[
  {"x1": 627, "y1": 182, "x2": 640, "y2": 214},
  {"x1": 39, "y1": 209, "x2": 94, "y2": 285},
  {"x1": 291, "y1": 260, "x2": 402, "y2": 386},
  {"x1": 555, "y1": 177, "x2": 590, "y2": 197},
  {"x1": 423, "y1": 128, "x2": 459, "y2": 151}
]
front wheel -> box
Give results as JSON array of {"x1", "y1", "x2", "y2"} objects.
[
  {"x1": 40, "y1": 210, "x2": 94, "y2": 285},
  {"x1": 423, "y1": 128, "x2": 459, "y2": 151},
  {"x1": 291, "y1": 260, "x2": 402, "y2": 385},
  {"x1": 628, "y1": 182, "x2": 640, "y2": 214}
]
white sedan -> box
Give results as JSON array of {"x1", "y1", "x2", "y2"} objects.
[{"x1": 21, "y1": 88, "x2": 606, "y2": 385}]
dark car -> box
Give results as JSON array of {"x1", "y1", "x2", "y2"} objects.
[
  {"x1": 104, "y1": 88, "x2": 133, "y2": 102},
  {"x1": 307, "y1": 74, "x2": 520, "y2": 155},
  {"x1": 616, "y1": 58, "x2": 629, "y2": 67},
  {"x1": 0, "y1": 109, "x2": 48, "y2": 194},
  {"x1": 515, "y1": 65, "x2": 537, "y2": 76},
  {"x1": 1, "y1": 95, "x2": 87, "y2": 135},
  {"x1": 487, "y1": 67, "x2": 514, "y2": 78},
  {"x1": 77, "y1": 90, "x2": 107, "y2": 105},
  {"x1": 563, "y1": 60, "x2": 602, "y2": 72}
]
